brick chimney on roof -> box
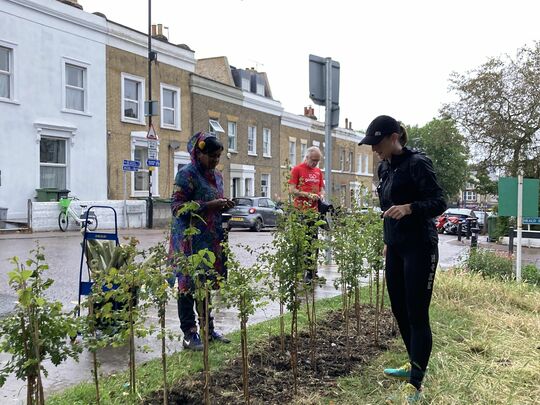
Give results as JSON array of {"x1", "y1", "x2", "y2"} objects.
[{"x1": 304, "y1": 106, "x2": 317, "y2": 120}]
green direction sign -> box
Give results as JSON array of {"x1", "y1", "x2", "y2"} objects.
[{"x1": 498, "y1": 177, "x2": 539, "y2": 217}]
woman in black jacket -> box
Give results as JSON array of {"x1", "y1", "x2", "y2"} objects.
[{"x1": 359, "y1": 115, "x2": 446, "y2": 403}]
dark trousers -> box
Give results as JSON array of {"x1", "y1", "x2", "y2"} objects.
[
  {"x1": 385, "y1": 242, "x2": 438, "y2": 389},
  {"x1": 305, "y1": 219, "x2": 319, "y2": 280},
  {"x1": 177, "y1": 292, "x2": 214, "y2": 335}
]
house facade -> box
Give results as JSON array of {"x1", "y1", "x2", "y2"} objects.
[
  {"x1": 0, "y1": 0, "x2": 108, "y2": 219},
  {"x1": 104, "y1": 23, "x2": 195, "y2": 201},
  {"x1": 280, "y1": 109, "x2": 373, "y2": 208},
  {"x1": 191, "y1": 58, "x2": 283, "y2": 199}
]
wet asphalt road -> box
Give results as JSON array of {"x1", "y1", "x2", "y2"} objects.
[{"x1": 0, "y1": 230, "x2": 470, "y2": 402}]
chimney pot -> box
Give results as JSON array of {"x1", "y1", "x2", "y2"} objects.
[
  {"x1": 151, "y1": 24, "x2": 157, "y2": 36},
  {"x1": 304, "y1": 107, "x2": 309, "y2": 116},
  {"x1": 157, "y1": 23, "x2": 163, "y2": 36},
  {"x1": 345, "y1": 118, "x2": 348, "y2": 128},
  {"x1": 349, "y1": 122, "x2": 352, "y2": 129}
]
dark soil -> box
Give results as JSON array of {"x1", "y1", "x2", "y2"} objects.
[{"x1": 144, "y1": 305, "x2": 396, "y2": 404}]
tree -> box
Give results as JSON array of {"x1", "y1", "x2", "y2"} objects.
[
  {"x1": 407, "y1": 118, "x2": 469, "y2": 202},
  {"x1": 442, "y1": 42, "x2": 540, "y2": 177}
]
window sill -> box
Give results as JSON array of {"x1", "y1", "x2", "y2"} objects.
[
  {"x1": 263, "y1": 154, "x2": 272, "y2": 158},
  {"x1": 131, "y1": 192, "x2": 160, "y2": 198},
  {"x1": 0, "y1": 98, "x2": 20, "y2": 105},
  {"x1": 160, "y1": 124, "x2": 181, "y2": 131},
  {"x1": 62, "y1": 108, "x2": 92, "y2": 117},
  {"x1": 228, "y1": 149, "x2": 238, "y2": 153},
  {"x1": 248, "y1": 152, "x2": 258, "y2": 157},
  {"x1": 122, "y1": 117, "x2": 146, "y2": 126}
]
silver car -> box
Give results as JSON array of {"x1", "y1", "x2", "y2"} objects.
[{"x1": 225, "y1": 197, "x2": 283, "y2": 232}]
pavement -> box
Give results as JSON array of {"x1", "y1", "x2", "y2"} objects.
[{"x1": 0, "y1": 229, "x2": 536, "y2": 402}]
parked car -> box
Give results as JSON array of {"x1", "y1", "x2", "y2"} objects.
[
  {"x1": 225, "y1": 197, "x2": 283, "y2": 232},
  {"x1": 439, "y1": 208, "x2": 477, "y2": 235},
  {"x1": 473, "y1": 210, "x2": 491, "y2": 231}
]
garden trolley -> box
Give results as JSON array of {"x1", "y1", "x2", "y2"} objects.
[{"x1": 77, "y1": 205, "x2": 119, "y2": 316}]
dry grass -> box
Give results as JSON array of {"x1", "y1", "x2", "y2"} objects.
[{"x1": 328, "y1": 270, "x2": 540, "y2": 405}]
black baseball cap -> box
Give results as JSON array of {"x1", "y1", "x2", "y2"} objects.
[{"x1": 358, "y1": 115, "x2": 400, "y2": 145}]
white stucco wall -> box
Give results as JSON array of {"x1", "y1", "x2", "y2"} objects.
[
  {"x1": 31, "y1": 200, "x2": 147, "y2": 231},
  {"x1": 0, "y1": 0, "x2": 108, "y2": 219}
]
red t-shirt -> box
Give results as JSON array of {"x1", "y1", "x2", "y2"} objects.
[{"x1": 289, "y1": 163, "x2": 325, "y2": 209}]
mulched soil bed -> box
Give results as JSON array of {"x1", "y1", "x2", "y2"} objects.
[{"x1": 144, "y1": 305, "x2": 396, "y2": 404}]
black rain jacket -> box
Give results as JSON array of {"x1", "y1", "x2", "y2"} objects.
[{"x1": 377, "y1": 147, "x2": 447, "y2": 248}]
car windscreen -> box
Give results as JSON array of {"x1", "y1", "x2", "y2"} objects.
[{"x1": 233, "y1": 198, "x2": 252, "y2": 206}]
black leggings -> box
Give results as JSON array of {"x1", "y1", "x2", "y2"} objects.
[{"x1": 385, "y1": 243, "x2": 438, "y2": 389}]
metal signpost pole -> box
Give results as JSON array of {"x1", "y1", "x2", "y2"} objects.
[
  {"x1": 324, "y1": 57, "x2": 333, "y2": 205},
  {"x1": 324, "y1": 58, "x2": 333, "y2": 264},
  {"x1": 516, "y1": 172, "x2": 523, "y2": 282},
  {"x1": 147, "y1": 0, "x2": 153, "y2": 229}
]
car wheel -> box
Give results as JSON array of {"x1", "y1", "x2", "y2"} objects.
[{"x1": 251, "y1": 218, "x2": 262, "y2": 232}]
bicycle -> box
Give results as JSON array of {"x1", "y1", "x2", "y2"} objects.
[{"x1": 58, "y1": 197, "x2": 98, "y2": 232}]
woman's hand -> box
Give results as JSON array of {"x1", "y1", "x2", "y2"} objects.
[
  {"x1": 207, "y1": 198, "x2": 235, "y2": 211},
  {"x1": 383, "y1": 204, "x2": 412, "y2": 220}
]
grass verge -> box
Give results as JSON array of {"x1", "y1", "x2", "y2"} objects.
[{"x1": 326, "y1": 270, "x2": 540, "y2": 404}]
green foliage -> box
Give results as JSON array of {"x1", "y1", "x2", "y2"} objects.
[
  {"x1": 443, "y1": 42, "x2": 540, "y2": 176},
  {"x1": 522, "y1": 263, "x2": 540, "y2": 286},
  {"x1": 407, "y1": 118, "x2": 469, "y2": 202},
  {"x1": 462, "y1": 248, "x2": 514, "y2": 280},
  {"x1": 220, "y1": 243, "x2": 269, "y2": 322},
  {"x1": 0, "y1": 245, "x2": 81, "y2": 405}
]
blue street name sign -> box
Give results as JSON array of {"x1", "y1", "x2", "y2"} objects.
[
  {"x1": 147, "y1": 159, "x2": 160, "y2": 167},
  {"x1": 523, "y1": 217, "x2": 540, "y2": 225},
  {"x1": 122, "y1": 160, "x2": 140, "y2": 171}
]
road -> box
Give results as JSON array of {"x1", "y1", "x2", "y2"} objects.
[{"x1": 0, "y1": 229, "x2": 469, "y2": 402}]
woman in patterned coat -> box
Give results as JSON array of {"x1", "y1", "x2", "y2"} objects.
[{"x1": 169, "y1": 131, "x2": 234, "y2": 350}]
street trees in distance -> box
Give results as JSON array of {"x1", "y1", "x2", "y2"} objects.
[
  {"x1": 442, "y1": 42, "x2": 540, "y2": 178},
  {"x1": 408, "y1": 118, "x2": 469, "y2": 204}
]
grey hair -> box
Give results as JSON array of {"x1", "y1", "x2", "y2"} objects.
[{"x1": 304, "y1": 145, "x2": 322, "y2": 160}]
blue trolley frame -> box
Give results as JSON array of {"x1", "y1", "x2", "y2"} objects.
[{"x1": 77, "y1": 206, "x2": 119, "y2": 316}]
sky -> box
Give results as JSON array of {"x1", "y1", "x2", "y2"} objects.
[{"x1": 80, "y1": 0, "x2": 539, "y2": 131}]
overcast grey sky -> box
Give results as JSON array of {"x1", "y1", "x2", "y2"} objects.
[{"x1": 81, "y1": 0, "x2": 539, "y2": 131}]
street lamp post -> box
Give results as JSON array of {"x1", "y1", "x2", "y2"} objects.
[{"x1": 146, "y1": 0, "x2": 155, "y2": 229}]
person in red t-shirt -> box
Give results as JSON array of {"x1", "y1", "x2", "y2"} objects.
[
  {"x1": 288, "y1": 146, "x2": 325, "y2": 282},
  {"x1": 288, "y1": 146, "x2": 325, "y2": 209}
]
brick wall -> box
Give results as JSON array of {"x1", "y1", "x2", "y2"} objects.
[{"x1": 106, "y1": 46, "x2": 192, "y2": 201}]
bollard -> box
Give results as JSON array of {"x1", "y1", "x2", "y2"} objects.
[
  {"x1": 509, "y1": 226, "x2": 514, "y2": 254},
  {"x1": 466, "y1": 219, "x2": 472, "y2": 240},
  {"x1": 457, "y1": 223, "x2": 462, "y2": 241},
  {"x1": 471, "y1": 227, "x2": 479, "y2": 248}
]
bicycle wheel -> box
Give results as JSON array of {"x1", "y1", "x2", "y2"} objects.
[
  {"x1": 87, "y1": 213, "x2": 98, "y2": 231},
  {"x1": 58, "y1": 212, "x2": 69, "y2": 232}
]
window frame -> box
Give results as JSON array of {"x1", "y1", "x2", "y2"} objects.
[
  {"x1": 160, "y1": 83, "x2": 181, "y2": 130},
  {"x1": 121, "y1": 72, "x2": 145, "y2": 125},
  {"x1": 288, "y1": 138, "x2": 297, "y2": 167},
  {"x1": 261, "y1": 173, "x2": 271, "y2": 198},
  {"x1": 39, "y1": 137, "x2": 68, "y2": 189},
  {"x1": 248, "y1": 125, "x2": 257, "y2": 156},
  {"x1": 300, "y1": 139, "x2": 308, "y2": 161},
  {"x1": 130, "y1": 132, "x2": 159, "y2": 197},
  {"x1": 348, "y1": 151, "x2": 353, "y2": 172},
  {"x1": 339, "y1": 148, "x2": 345, "y2": 171},
  {"x1": 262, "y1": 128, "x2": 271, "y2": 157},
  {"x1": 209, "y1": 119, "x2": 225, "y2": 135},
  {"x1": 465, "y1": 191, "x2": 477, "y2": 202},
  {"x1": 62, "y1": 59, "x2": 89, "y2": 115},
  {"x1": 228, "y1": 121, "x2": 237, "y2": 152},
  {"x1": 0, "y1": 41, "x2": 17, "y2": 104}
]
